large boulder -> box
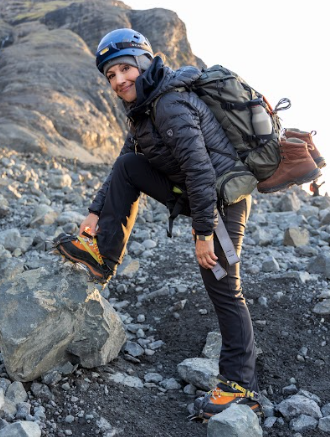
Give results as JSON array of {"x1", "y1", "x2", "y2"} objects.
[
  {"x1": 0, "y1": 264, "x2": 126, "y2": 382},
  {"x1": 0, "y1": 421, "x2": 41, "y2": 437},
  {"x1": 277, "y1": 395, "x2": 322, "y2": 420},
  {"x1": 0, "y1": 23, "x2": 124, "y2": 162},
  {"x1": 177, "y1": 357, "x2": 219, "y2": 391},
  {"x1": 207, "y1": 404, "x2": 263, "y2": 437}
]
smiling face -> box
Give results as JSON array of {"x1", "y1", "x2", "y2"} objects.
[{"x1": 106, "y1": 63, "x2": 140, "y2": 102}]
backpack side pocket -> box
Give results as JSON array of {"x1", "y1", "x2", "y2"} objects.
[{"x1": 216, "y1": 161, "x2": 258, "y2": 205}]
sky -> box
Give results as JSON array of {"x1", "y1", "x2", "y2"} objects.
[{"x1": 124, "y1": 0, "x2": 330, "y2": 195}]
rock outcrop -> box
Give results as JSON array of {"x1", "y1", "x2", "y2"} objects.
[
  {"x1": 0, "y1": 0, "x2": 204, "y2": 161},
  {"x1": 0, "y1": 263, "x2": 126, "y2": 382}
]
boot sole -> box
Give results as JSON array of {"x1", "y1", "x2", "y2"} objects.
[
  {"x1": 315, "y1": 157, "x2": 327, "y2": 169},
  {"x1": 258, "y1": 168, "x2": 322, "y2": 193},
  {"x1": 193, "y1": 402, "x2": 264, "y2": 422}
]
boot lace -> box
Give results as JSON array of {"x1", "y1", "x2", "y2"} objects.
[
  {"x1": 209, "y1": 380, "x2": 258, "y2": 400},
  {"x1": 210, "y1": 388, "x2": 222, "y2": 400}
]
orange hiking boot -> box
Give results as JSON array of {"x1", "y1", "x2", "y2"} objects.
[
  {"x1": 284, "y1": 128, "x2": 326, "y2": 169},
  {"x1": 53, "y1": 231, "x2": 114, "y2": 284},
  {"x1": 257, "y1": 137, "x2": 321, "y2": 193},
  {"x1": 193, "y1": 375, "x2": 263, "y2": 420}
]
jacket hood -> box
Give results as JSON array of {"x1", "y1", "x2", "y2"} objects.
[{"x1": 124, "y1": 56, "x2": 202, "y2": 119}]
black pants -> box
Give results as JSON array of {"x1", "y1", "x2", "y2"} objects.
[{"x1": 97, "y1": 153, "x2": 258, "y2": 392}]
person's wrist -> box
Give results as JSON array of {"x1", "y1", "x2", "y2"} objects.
[
  {"x1": 196, "y1": 234, "x2": 214, "y2": 241},
  {"x1": 88, "y1": 209, "x2": 100, "y2": 217}
]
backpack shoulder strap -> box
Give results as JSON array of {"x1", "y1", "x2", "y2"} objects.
[{"x1": 150, "y1": 87, "x2": 187, "y2": 125}]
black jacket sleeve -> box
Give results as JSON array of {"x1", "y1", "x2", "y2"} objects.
[
  {"x1": 155, "y1": 93, "x2": 218, "y2": 235},
  {"x1": 88, "y1": 133, "x2": 135, "y2": 215}
]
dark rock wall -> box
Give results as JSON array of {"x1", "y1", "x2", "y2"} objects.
[{"x1": 0, "y1": 0, "x2": 204, "y2": 163}]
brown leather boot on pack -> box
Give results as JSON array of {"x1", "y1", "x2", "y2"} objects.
[
  {"x1": 257, "y1": 137, "x2": 322, "y2": 193},
  {"x1": 284, "y1": 128, "x2": 326, "y2": 169}
]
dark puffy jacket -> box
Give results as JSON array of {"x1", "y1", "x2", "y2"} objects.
[{"x1": 89, "y1": 57, "x2": 238, "y2": 235}]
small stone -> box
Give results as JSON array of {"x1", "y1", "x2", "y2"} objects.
[
  {"x1": 144, "y1": 373, "x2": 163, "y2": 384},
  {"x1": 290, "y1": 414, "x2": 318, "y2": 432},
  {"x1": 148, "y1": 340, "x2": 164, "y2": 350},
  {"x1": 319, "y1": 416, "x2": 330, "y2": 432},
  {"x1": 283, "y1": 384, "x2": 298, "y2": 396},
  {"x1": 96, "y1": 416, "x2": 112, "y2": 432},
  {"x1": 123, "y1": 354, "x2": 141, "y2": 364},
  {"x1": 258, "y1": 296, "x2": 268, "y2": 307},
  {"x1": 183, "y1": 384, "x2": 196, "y2": 395},
  {"x1": 15, "y1": 402, "x2": 31, "y2": 420},
  {"x1": 176, "y1": 285, "x2": 188, "y2": 293},
  {"x1": 274, "y1": 292, "x2": 284, "y2": 301},
  {"x1": 160, "y1": 378, "x2": 181, "y2": 390},
  {"x1": 299, "y1": 346, "x2": 308, "y2": 357},
  {"x1": 246, "y1": 265, "x2": 260, "y2": 274},
  {"x1": 42, "y1": 370, "x2": 62, "y2": 386},
  {"x1": 136, "y1": 328, "x2": 145, "y2": 338},
  {"x1": 321, "y1": 403, "x2": 330, "y2": 416},
  {"x1": 5, "y1": 381, "x2": 27, "y2": 404},
  {"x1": 123, "y1": 341, "x2": 144, "y2": 357},
  {"x1": 264, "y1": 417, "x2": 277, "y2": 428}
]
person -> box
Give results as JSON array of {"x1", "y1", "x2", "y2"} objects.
[
  {"x1": 53, "y1": 28, "x2": 261, "y2": 419},
  {"x1": 310, "y1": 180, "x2": 324, "y2": 197}
]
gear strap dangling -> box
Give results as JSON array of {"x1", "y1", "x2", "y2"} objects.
[
  {"x1": 211, "y1": 211, "x2": 240, "y2": 280},
  {"x1": 214, "y1": 211, "x2": 240, "y2": 266}
]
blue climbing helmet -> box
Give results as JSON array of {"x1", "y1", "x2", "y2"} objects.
[{"x1": 96, "y1": 28, "x2": 154, "y2": 74}]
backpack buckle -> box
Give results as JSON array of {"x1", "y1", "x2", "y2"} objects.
[{"x1": 221, "y1": 102, "x2": 235, "y2": 111}]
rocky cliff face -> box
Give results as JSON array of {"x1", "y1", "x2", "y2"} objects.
[{"x1": 0, "y1": 0, "x2": 204, "y2": 163}]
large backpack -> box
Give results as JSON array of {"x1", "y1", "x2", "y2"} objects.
[{"x1": 151, "y1": 64, "x2": 291, "y2": 205}]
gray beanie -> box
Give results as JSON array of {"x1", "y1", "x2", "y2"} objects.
[{"x1": 103, "y1": 54, "x2": 152, "y2": 76}]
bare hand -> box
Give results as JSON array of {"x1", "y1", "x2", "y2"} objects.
[
  {"x1": 79, "y1": 213, "x2": 99, "y2": 237},
  {"x1": 195, "y1": 239, "x2": 218, "y2": 269}
]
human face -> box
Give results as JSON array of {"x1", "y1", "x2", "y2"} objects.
[{"x1": 106, "y1": 63, "x2": 140, "y2": 102}]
